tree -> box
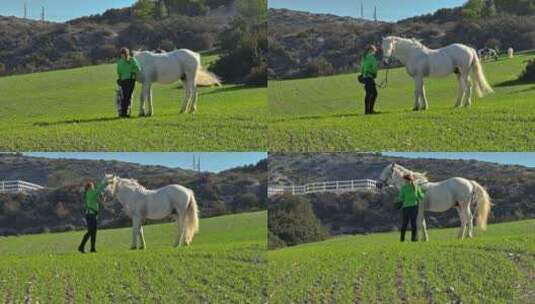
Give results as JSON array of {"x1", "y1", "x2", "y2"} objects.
[
  {"x1": 268, "y1": 194, "x2": 328, "y2": 248},
  {"x1": 211, "y1": 18, "x2": 267, "y2": 85},
  {"x1": 462, "y1": 0, "x2": 485, "y2": 18},
  {"x1": 133, "y1": 0, "x2": 156, "y2": 21},
  {"x1": 157, "y1": 0, "x2": 169, "y2": 18}
]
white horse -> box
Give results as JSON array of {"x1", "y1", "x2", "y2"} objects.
[
  {"x1": 104, "y1": 174, "x2": 199, "y2": 249},
  {"x1": 508, "y1": 47, "x2": 514, "y2": 59},
  {"x1": 133, "y1": 49, "x2": 221, "y2": 116},
  {"x1": 378, "y1": 163, "x2": 492, "y2": 241},
  {"x1": 382, "y1": 36, "x2": 493, "y2": 110}
]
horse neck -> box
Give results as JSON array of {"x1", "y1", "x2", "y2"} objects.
[
  {"x1": 394, "y1": 40, "x2": 426, "y2": 64},
  {"x1": 115, "y1": 180, "x2": 140, "y2": 204}
]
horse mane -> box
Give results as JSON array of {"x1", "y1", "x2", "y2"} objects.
[
  {"x1": 117, "y1": 177, "x2": 149, "y2": 192},
  {"x1": 394, "y1": 163, "x2": 429, "y2": 184},
  {"x1": 385, "y1": 36, "x2": 427, "y2": 50}
]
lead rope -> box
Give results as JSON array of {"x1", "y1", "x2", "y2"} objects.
[{"x1": 377, "y1": 66, "x2": 389, "y2": 89}]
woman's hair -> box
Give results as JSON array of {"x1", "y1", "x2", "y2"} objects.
[
  {"x1": 84, "y1": 181, "x2": 94, "y2": 192},
  {"x1": 120, "y1": 47, "x2": 130, "y2": 58},
  {"x1": 403, "y1": 174, "x2": 414, "y2": 181}
]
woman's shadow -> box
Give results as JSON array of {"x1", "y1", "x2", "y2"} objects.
[{"x1": 34, "y1": 116, "x2": 127, "y2": 127}]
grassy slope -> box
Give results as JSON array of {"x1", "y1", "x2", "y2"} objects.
[
  {"x1": 269, "y1": 52, "x2": 535, "y2": 151},
  {"x1": 0, "y1": 56, "x2": 267, "y2": 151},
  {"x1": 268, "y1": 219, "x2": 535, "y2": 303},
  {"x1": 0, "y1": 211, "x2": 266, "y2": 303}
]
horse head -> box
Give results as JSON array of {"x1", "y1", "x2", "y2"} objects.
[
  {"x1": 104, "y1": 174, "x2": 119, "y2": 199},
  {"x1": 377, "y1": 163, "x2": 397, "y2": 189},
  {"x1": 382, "y1": 37, "x2": 397, "y2": 59}
]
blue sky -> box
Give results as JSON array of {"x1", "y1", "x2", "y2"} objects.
[
  {"x1": 383, "y1": 153, "x2": 535, "y2": 168},
  {"x1": 25, "y1": 152, "x2": 267, "y2": 172},
  {"x1": 269, "y1": 0, "x2": 467, "y2": 22},
  {"x1": 0, "y1": 0, "x2": 136, "y2": 22}
]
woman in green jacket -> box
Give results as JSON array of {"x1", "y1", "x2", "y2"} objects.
[
  {"x1": 117, "y1": 47, "x2": 141, "y2": 118},
  {"x1": 78, "y1": 180, "x2": 107, "y2": 253},
  {"x1": 360, "y1": 44, "x2": 380, "y2": 114},
  {"x1": 397, "y1": 174, "x2": 425, "y2": 242}
]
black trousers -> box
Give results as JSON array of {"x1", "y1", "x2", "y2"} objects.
[
  {"x1": 79, "y1": 214, "x2": 97, "y2": 251},
  {"x1": 363, "y1": 77, "x2": 378, "y2": 114},
  {"x1": 119, "y1": 79, "x2": 135, "y2": 117},
  {"x1": 400, "y1": 206, "x2": 418, "y2": 242}
]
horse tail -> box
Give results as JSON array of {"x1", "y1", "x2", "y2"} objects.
[
  {"x1": 470, "y1": 49, "x2": 494, "y2": 97},
  {"x1": 195, "y1": 66, "x2": 222, "y2": 87},
  {"x1": 184, "y1": 192, "x2": 200, "y2": 245},
  {"x1": 470, "y1": 180, "x2": 492, "y2": 231}
]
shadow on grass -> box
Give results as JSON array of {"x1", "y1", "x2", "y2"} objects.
[
  {"x1": 34, "y1": 116, "x2": 138, "y2": 126},
  {"x1": 494, "y1": 78, "x2": 533, "y2": 88},
  {"x1": 272, "y1": 111, "x2": 393, "y2": 123},
  {"x1": 199, "y1": 85, "x2": 252, "y2": 96},
  {"x1": 507, "y1": 86, "x2": 535, "y2": 94}
]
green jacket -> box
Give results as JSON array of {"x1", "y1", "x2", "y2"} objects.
[
  {"x1": 117, "y1": 57, "x2": 141, "y2": 81},
  {"x1": 360, "y1": 53, "x2": 379, "y2": 78},
  {"x1": 398, "y1": 183, "x2": 425, "y2": 208},
  {"x1": 85, "y1": 181, "x2": 107, "y2": 215}
]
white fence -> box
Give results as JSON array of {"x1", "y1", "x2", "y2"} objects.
[
  {"x1": 268, "y1": 179, "x2": 377, "y2": 197},
  {"x1": 0, "y1": 180, "x2": 45, "y2": 193}
]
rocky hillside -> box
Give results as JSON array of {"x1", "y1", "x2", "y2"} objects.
[
  {"x1": 0, "y1": 0, "x2": 266, "y2": 84},
  {"x1": 269, "y1": 153, "x2": 535, "y2": 237},
  {"x1": 0, "y1": 153, "x2": 267, "y2": 235},
  {"x1": 269, "y1": 1, "x2": 535, "y2": 79}
]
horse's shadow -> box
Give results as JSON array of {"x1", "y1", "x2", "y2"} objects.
[
  {"x1": 34, "y1": 116, "x2": 134, "y2": 127},
  {"x1": 273, "y1": 111, "x2": 390, "y2": 123},
  {"x1": 198, "y1": 85, "x2": 250, "y2": 96}
]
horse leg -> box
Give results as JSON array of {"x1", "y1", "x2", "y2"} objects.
[
  {"x1": 173, "y1": 215, "x2": 181, "y2": 247},
  {"x1": 455, "y1": 74, "x2": 464, "y2": 107},
  {"x1": 139, "y1": 224, "x2": 146, "y2": 249},
  {"x1": 189, "y1": 84, "x2": 198, "y2": 114},
  {"x1": 417, "y1": 204, "x2": 428, "y2": 241},
  {"x1": 185, "y1": 77, "x2": 195, "y2": 113},
  {"x1": 146, "y1": 84, "x2": 153, "y2": 116},
  {"x1": 456, "y1": 206, "x2": 467, "y2": 240},
  {"x1": 459, "y1": 74, "x2": 469, "y2": 107},
  {"x1": 131, "y1": 217, "x2": 140, "y2": 249},
  {"x1": 421, "y1": 84, "x2": 429, "y2": 110},
  {"x1": 466, "y1": 206, "x2": 474, "y2": 238},
  {"x1": 139, "y1": 83, "x2": 147, "y2": 117},
  {"x1": 413, "y1": 77, "x2": 423, "y2": 111},
  {"x1": 178, "y1": 213, "x2": 187, "y2": 247},
  {"x1": 180, "y1": 81, "x2": 191, "y2": 114},
  {"x1": 465, "y1": 75, "x2": 473, "y2": 107}
]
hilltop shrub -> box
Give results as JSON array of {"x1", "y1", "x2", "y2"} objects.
[
  {"x1": 303, "y1": 58, "x2": 335, "y2": 78},
  {"x1": 268, "y1": 194, "x2": 328, "y2": 249},
  {"x1": 211, "y1": 18, "x2": 267, "y2": 85},
  {"x1": 519, "y1": 59, "x2": 535, "y2": 82}
]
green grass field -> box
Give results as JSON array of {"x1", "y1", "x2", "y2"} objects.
[
  {"x1": 269, "y1": 52, "x2": 535, "y2": 151},
  {"x1": 0, "y1": 211, "x2": 266, "y2": 303},
  {"x1": 268, "y1": 219, "x2": 535, "y2": 303},
  {"x1": 0, "y1": 56, "x2": 267, "y2": 151}
]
